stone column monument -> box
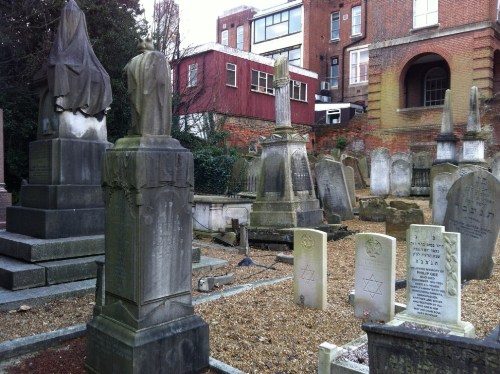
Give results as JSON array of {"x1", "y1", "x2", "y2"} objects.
[
  {"x1": 249, "y1": 56, "x2": 323, "y2": 231},
  {"x1": 434, "y1": 89, "x2": 458, "y2": 165},
  {"x1": 0, "y1": 109, "x2": 12, "y2": 229},
  {"x1": 460, "y1": 86, "x2": 487, "y2": 168},
  {"x1": 85, "y1": 37, "x2": 209, "y2": 374}
]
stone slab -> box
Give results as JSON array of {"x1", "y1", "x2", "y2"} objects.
[
  {"x1": 192, "y1": 256, "x2": 228, "y2": 274},
  {"x1": 354, "y1": 233, "x2": 396, "y2": 323},
  {"x1": 6, "y1": 206, "x2": 104, "y2": 239},
  {"x1": 0, "y1": 231, "x2": 104, "y2": 262},
  {"x1": 293, "y1": 229, "x2": 327, "y2": 310},
  {"x1": 0, "y1": 255, "x2": 45, "y2": 290},
  {"x1": 19, "y1": 184, "x2": 104, "y2": 209},
  {"x1": 40, "y1": 255, "x2": 104, "y2": 285},
  {"x1": 370, "y1": 148, "x2": 391, "y2": 196}
]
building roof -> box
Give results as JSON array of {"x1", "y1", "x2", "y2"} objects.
[
  {"x1": 181, "y1": 42, "x2": 318, "y2": 79},
  {"x1": 253, "y1": 0, "x2": 302, "y2": 20}
]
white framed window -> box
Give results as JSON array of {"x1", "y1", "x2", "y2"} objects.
[
  {"x1": 187, "y1": 63, "x2": 198, "y2": 87},
  {"x1": 254, "y1": 6, "x2": 301, "y2": 43},
  {"x1": 290, "y1": 80, "x2": 307, "y2": 102},
  {"x1": 413, "y1": 0, "x2": 438, "y2": 29},
  {"x1": 226, "y1": 63, "x2": 237, "y2": 87},
  {"x1": 265, "y1": 46, "x2": 301, "y2": 67},
  {"x1": 236, "y1": 26, "x2": 244, "y2": 50},
  {"x1": 351, "y1": 6, "x2": 361, "y2": 35},
  {"x1": 251, "y1": 70, "x2": 274, "y2": 94},
  {"x1": 221, "y1": 29, "x2": 228, "y2": 46},
  {"x1": 330, "y1": 57, "x2": 339, "y2": 87},
  {"x1": 349, "y1": 48, "x2": 368, "y2": 84},
  {"x1": 326, "y1": 109, "x2": 341, "y2": 124},
  {"x1": 424, "y1": 67, "x2": 447, "y2": 106},
  {"x1": 331, "y1": 11, "x2": 340, "y2": 40}
]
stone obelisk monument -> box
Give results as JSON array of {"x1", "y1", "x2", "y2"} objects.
[
  {"x1": 460, "y1": 86, "x2": 487, "y2": 168},
  {"x1": 249, "y1": 56, "x2": 323, "y2": 232},
  {"x1": 433, "y1": 89, "x2": 458, "y2": 165},
  {"x1": 85, "y1": 37, "x2": 209, "y2": 373}
]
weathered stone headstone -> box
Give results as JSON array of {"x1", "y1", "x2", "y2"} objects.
[
  {"x1": 394, "y1": 224, "x2": 475, "y2": 337},
  {"x1": 385, "y1": 201, "x2": 424, "y2": 240},
  {"x1": 343, "y1": 165, "x2": 356, "y2": 208},
  {"x1": 358, "y1": 156, "x2": 369, "y2": 180},
  {"x1": 315, "y1": 157, "x2": 353, "y2": 221},
  {"x1": 293, "y1": 229, "x2": 327, "y2": 310},
  {"x1": 432, "y1": 172, "x2": 456, "y2": 225},
  {"x1": 354, "y1": 233, "x2": 396, "y2": 322},
  {"x1": 443, "y1": 170, "x2": 500, "y2": 280},
  {"x1": 390, "y1": 159, "x2": 412, "y2": 197},
  {"x1": 429, "y1": 162, "x2": 457, "y2": 206},
  {"x1": 342, "y1": 155, "x2": 366, "y2": 189},
  {"x1": 0, "y1": 109, "x2": 12, "y2": 229},
  {"x1": 491, "y1": 155, "x2": 500, "y2": 182},
  {"x1": 86, "y1": 37, "x2": 209, "y2": 373},
  {"x1": 434, "y1": 89, "x2": 459, "y2": 166},
  {"x1": 226, "y1": 157, "x2": 249, "y2": 195},
  {"x1": 370, "y1": 148, "x2": 391, "y2": 196},
  {"x1": 391, "y1": 152, "x2": 412, "y2": 165},
  {"x1": 411, "y1": 151, "x2": 433, "y2": 196}
]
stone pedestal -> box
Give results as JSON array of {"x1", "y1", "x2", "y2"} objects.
[
  {"x1": 250, "y1": 130, "x2": 323, "y2": 229},
  {"x1": 434, "y1": 133, "x2": 458, "y2": 165},
  {"x1": 6, "y1": 138, "x2": 110, "y2": 239},
  {"x1": 85, "y1": 135, "x2": 209, "y2": 374}
]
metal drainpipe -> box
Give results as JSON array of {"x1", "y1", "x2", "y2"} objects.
[{"x1": 340, "y1": 0, "x2": 368, "y2": 102}]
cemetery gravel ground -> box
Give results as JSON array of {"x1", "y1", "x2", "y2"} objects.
[{"x1": 0, "y1": 191, "x2": 499, "y2": 373}]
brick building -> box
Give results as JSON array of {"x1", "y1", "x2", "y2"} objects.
[
  {"x1": 172, "y1": 43, "x2": 317, "y2": 150},
  {"x1": 181, "y1": 0, "x2": 500, "y2": 157}
]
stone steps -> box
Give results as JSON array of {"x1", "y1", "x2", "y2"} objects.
[{"x1": 0, "y1": 254, "x2": 103, "y2": 290}]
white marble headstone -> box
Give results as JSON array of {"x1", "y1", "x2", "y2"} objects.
[
  {"x1": 293, "y1": 229, "x2": 327, "y2": 310},
  {"x1": 354, "y1": 233, "x2": 396, "y2": 322}
]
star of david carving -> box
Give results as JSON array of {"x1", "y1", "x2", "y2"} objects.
[
  {"x1": 300, "y1": 264, "x2": 315, "y2": 281},
  {"x1": 363, "y1": 273, "x2": 383, "y2": 298},
  {"x1": 301, "y1": 234, "x2": 314, "y2": 249}
]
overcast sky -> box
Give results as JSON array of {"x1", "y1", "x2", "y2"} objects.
[{"x1": 140, "y1": 0, "x2": 285, "y2": 47}]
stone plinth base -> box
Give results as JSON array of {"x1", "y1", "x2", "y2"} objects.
[
  {"x1": 250, "y1": 200, "x2": 323, "y2": 228},
  {"x1": 6, "y1": 206, "x2": 104, "y2": 239},
  {"x1": 390, "y1": 311, "x2": 475, "y2": 338},
  {"x1": 0, "y1": 190, "x2": 11, "y2": 229},
  {"x1": 86, "y1": 313, "x2": 209, "y2": 374}
]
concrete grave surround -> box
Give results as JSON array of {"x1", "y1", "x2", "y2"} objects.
[
  {"x1": 370, "y1": 148, "x2": 391, "y2": 196},
  {"x1": 432, "y1": 172, "x2": 457, "y2": 225},
  {"x1": 394, "y1": 224, "x2": 475, "y2": 337},
  {"x1": 293, "y1": 229, "x2": 327, "y2": 310},
  {"x1": 390, "y1": 159, "x2": 412, "y2": 197},
  {"x1": 354, "y1": 233, "x2": 396, "y2": 323},
  {"x1": 315, "y1": 157, "x2": 354, "y2": 221},
  {"x1": 385, "y1": 201, "x2": 424, "y2": 241},
  {"x1": 443, "y1": 170, "x2": 500, "y2": 280}
]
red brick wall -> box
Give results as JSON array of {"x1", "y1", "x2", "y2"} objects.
[{"x1": 216, "y1": 8, "x2": 256, "y2": 51}]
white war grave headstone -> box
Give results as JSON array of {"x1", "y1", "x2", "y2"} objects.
[
  {"x1": 293, "y1": 229, "x2": 327, "y2": 311},
  {"x1": 393, "y1": 224, "x2": 475, "y2": 337},
  {"x1": 370, "y1": 147, "x2": 391, "y2": 196},
  {"x1": 443, "y1": 170, "x2": 500, "y2": 280},
  {"x1": 354, "y1": 233, "x2": 396, "y2": 323}
]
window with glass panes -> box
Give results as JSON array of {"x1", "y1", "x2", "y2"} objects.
[
  {"x1": 349, "y1": 48, "x2": 368, "y2": 84},
  {"x1": 290, "y1": 79, "x2": 307, "y2": 102},
  {"x1": 188, "y1": 63, "x2": 197, "y2": 87},
  {"x1": 226, "y1": 63, "x2": 236, "y2": 87},
  {"x1": 236, "y1": 26, "x2": 244, "y2": 50},
  {"x1": 251, "y1": 70, "x2": 274, "y2": 94},
  {"x1": 221, "y1": 30, "x2": 228, "y2": 46},
  {"x1": 330, "y1": 57, "x2": 339, "y2": 87},
  {"x1": 253, "y1": 7, "x2": 301, "y2": 43},
  {"x1": 265, "y1": 46, "x2": 301, "y2": 67},
  {"x1": 413, "y1": 0, "x2": 438, "y2": 28},
  {"x1": 331, "y1": 12, "x2": 340, "y2": 40},
  {"x1": 424, "y1": 67, "x2": 447, "y2": 106},
  {"x1": 351, "y1": 6, "x2": 361, "y2": 35}
]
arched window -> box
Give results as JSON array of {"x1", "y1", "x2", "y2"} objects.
[{"x1": 424, "y1": 67, "x2": 447, "y2": 106}]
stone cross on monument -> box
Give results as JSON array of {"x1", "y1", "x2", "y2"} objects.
[{"x1": 249, "y1": 56, "x2": 323, "y2": 233}]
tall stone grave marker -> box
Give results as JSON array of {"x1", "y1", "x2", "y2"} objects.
[
  {"x1": 429, "y1": 162, "x2": 457, "y2": 206},
  {"x1": 434, "y1": 89, "x2": 459, "y2": 165},
  {"x1": 0, "y1": 109, "x2": 12, "y2": 229},
  {"x1": 370, "y1": 147, "x2": 391, "y2": 196},
  {"x1": 342, "y1": 155, "x2": 366, "y2": 189},
  {"x1": 491, "y1": 155, "x2": 500, "y2": 182},
  {"x1": 315, "y1": 157, "x2": 353, "y2": 221},
  {"x1": 432, "y1": 172, "x2": 456, "y2": 225},
  {"x1": 443, "y1": 170, "x2": 500, "y2": 280},
  {"x1": 293, "y1": 229, "x2": 327, "y2": 310},
  {"x1": 343, "y1": 165, "x2": 356, "y2": 208},
  {"x1": 86, "y1": 38, "x2": 209, "y2": 373},
  {"x1": 394, "y1": 224, "x2": 475, "y2": 337},
  {"x1": 354, "y1": 233, "x2": 396, "y2": 322},
  {"x1": 390, "y1": 159, "x2": 412, "y2": 197},
  {"x1": 460, "y1": 86, "x2": 487, "y2": 168},
  {"x1": 250, "y1": 56, "x2": 322, "y2": 229}
]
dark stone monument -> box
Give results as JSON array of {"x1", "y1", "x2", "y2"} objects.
[
  {"x1": 363, "y1": 323, "x2": 500, "y2": 374},
  {"x1": 0, "y1": 109, "x2": 12, "y2": 228},
  {"x1": 249, "y1": 56, "x2": 323, "y2": 231},
  {"x1": 0, "y1": 0, "x2": 109, "y2": 290},
  {"x1": 85, "y1": 37, "x2": 209, "y2": 373},
  {"x1": 443, "y1": 169, "x2": 500, "y2": 280}
]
